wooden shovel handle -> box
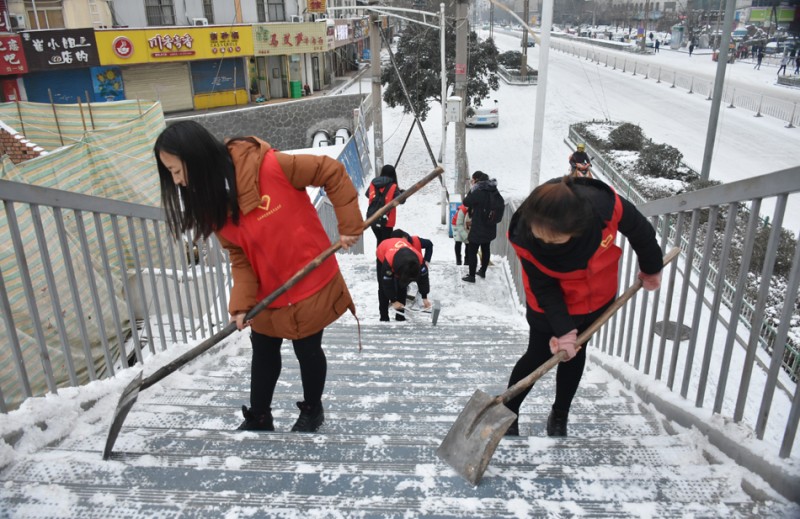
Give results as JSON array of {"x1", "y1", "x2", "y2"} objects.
[
  {"x1": 141, "y1": 166, "x2": 444, "y2": 391},
  {"x1": 498, "y1": 246, "x2": 680, "y2": 405}
]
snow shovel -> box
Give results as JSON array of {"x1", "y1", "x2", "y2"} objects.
[
  {"x1": 436, "y1": 247, "x2": 680, "y2": 485},
  {"x1": 102, "y1": 166, "x2": 444, "y2": 460}
]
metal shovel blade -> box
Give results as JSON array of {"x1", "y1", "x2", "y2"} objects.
[
  {"x1": 436, "y1": 389, "x2": 517, "y2": 485},
  {"x1": 102, "y1": 370, "x2": 143, "y2": 460}
]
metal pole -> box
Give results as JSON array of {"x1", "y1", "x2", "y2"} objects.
[
  {"x1": 530, "y1": 0, "x2": 554, "y2": 191},
  {"x1": 370, "y1": 9, "x2": 384, "y2": 173},
  {"x1": 454, "y1": 0, "x2": 468, "y2": 198},
  {"x1": 48, "y1": 89, "x2": 64, "y2": 146},
  {"x1": 700, "y1": 0, "x2": 735, "y2": 182},
  {"x1": 438, "y1": 2, "x2": 447, "y2": 164}
]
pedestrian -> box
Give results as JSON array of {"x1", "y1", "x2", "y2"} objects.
[
  {"x1": 154, "y1": 121, "x2": 363, "y2": 434},
  {"x1": 755, "y1": 47, "x2": 764, "y2": 70},
  {"x1": 376, "y1": 235, "x2": 427, "y2": 321},
  {"x1": 452, "y1": 203, "x2": 469, "y2": 265},
  {"x1": 688, "y1": 42, "x2": 695, "y2": 57},
  {"x1": 365, "y1": 164, "x2": 403, "y2": 244},
  {"x1": 391, "y1": 229, "x2": 434, "y2": 310},
  {"x1": 462, "y1": 171, "x2": 504, "y2": 283},
  {"x1": 778, "y1": 54, "x2": 790, "y2": 75},
  {"x1": 503, "y1": 176, "x2": 663, "y2": 437},
  {"x1": 794, "y1": 55, "x2": 800, "y2": 75},
  {"x1": 654, "y1": 39, "x2": 660, "y2": 53}
]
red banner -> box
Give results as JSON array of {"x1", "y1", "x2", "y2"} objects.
[
  {"x1": 0, "y1": 1, "x2": 9, "y2": 33},
  {"x1": 0, "y1": 34, "x2": 28, "y2": 75}
]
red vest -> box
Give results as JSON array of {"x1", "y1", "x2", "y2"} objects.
[
  {"x1": 218, "y1": 149, "x2": 338, "y2": 308},
  {"x1": 376, "y1": 237, "x2": 423, "y2": 267},
  {"x1": 512, "y1": 192, "x2": 624, "y2": 315},
  {"x1": 368, "y1": 182, "x2": 398, "y2": 226}
]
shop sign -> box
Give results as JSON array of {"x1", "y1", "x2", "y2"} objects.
[
  {"x1": 95, "y1": 27, "x2": 254, "y2": 65},
  {"x1": 307, "y1": 0, "x2": 327, "y2": 14},
  {"x1": 253, "y1": 23, "x2": 329, "y2": 56},
  {"x1": 0, "y1": 33, "x2": 27, "y2": 75},
  {"x1": 20, "y1": 28, "x2": 100, "y2": 71}
]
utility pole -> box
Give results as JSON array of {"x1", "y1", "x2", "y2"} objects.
[
  {"x1": 700, "y1": 0, "x2": 735, "y2": 182},
  {"x1": 529, "y1": 0, "x2": 553, "y2": 191},
  {"x1": 370, "y1": 8, "x2": 384, "y2": 173},
  {"x1": 454, "y1": 0, "x2": 469, "y2": 197},
  {"x1": 520, "y1": 0, "x2": 529, "y2": 81}
]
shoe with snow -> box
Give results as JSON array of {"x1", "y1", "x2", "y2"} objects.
[
  {"x1": 546, "y1": 408, "x2": 569, "y2": 437},
  {"x1": 291, "y1": 401, "x2": 324, "y2": 433},
  {"x1": 237, "y1": 405, "x2": 274, "y2": 431},
  {"x1": 461, "y1": 275, "x2": 476, "y2": 283}
]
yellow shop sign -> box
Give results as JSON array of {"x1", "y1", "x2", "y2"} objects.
[{"x1": 96, "y1": 26, "x2": 255, "y2": 65}]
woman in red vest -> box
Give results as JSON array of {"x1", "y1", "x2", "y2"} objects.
[
  {"x1": 365, "y1": 164, "x2": 402, "y2": 243},
  {"x1": 155, "y1": 121, "x2": 363, "y2": 434},
  {"x1": 375, "y1": 236, "x2": 426, "y2": 321},
  {"x1": 505, "y1": 176, "x2": 663, "y2": 437}
]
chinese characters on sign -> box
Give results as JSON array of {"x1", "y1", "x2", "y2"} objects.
[
  {"x1": 254, "y1": 24, "x2": 327, "y2": 56},
  {"x1": 209, "y1": 30, "x2": 242, "y2": 55},
  {"x1": 148, "y1": 33, "x2": 195, "y2": 57},
  {"x1": 21, "y1": 29, "x2": 99, "y2": 71},
  {"x1": 0, "y1": 34, "x2": 28, "y2": 75}
]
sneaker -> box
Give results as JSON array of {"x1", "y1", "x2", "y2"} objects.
[
  {"x1": 237, "y1": 405, "x2": 274, "y2": 431},
  {"x1": 379, "y1": 316, "x2": 390, "y2": 322},
  {"x1": 456, "y1": 259, "x2": 462, "y2": 266},
  {"x1": 546, "y1": 408, "x2": 569, "y2": 437},
  {"x1": 461, "y1": 275, "x2": 476, "y2": 283},
  {"x1": 291, "y1": 401, "x2": 324, "y2": 433},
  {"x1": 477, "y1": 268, "x2": 486, "y2": 279},
  {"x1": 395, "y1": 313, "x2": 406, "y2": 321}
]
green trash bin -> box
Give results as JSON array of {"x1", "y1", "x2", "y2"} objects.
[{"x1": 290, "y1": 81, "x2": 302, "y2": 99}]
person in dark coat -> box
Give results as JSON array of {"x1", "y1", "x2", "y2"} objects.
[
  {"x1": 375, "y1": 236, "x2": 428, "y2": 321},
  {"x1": 504, "y1": 176, "x2": 663, "y2": 437},
  {"x1": 461, "y1": 171, "x2": 501, "y2": 283}
]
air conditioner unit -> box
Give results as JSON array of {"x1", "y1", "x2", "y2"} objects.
[
  {"x1": 191, "y1": 17, "x2": 209, "y2": 26},
  {"x1": 9, "y1": 14, "x2": 26, "y2": 30},
  {"x1": 312, "y1": 14, "x2": 327, "y2": 22},
  {"x1": 290, "y1": 15, "x2": 304, "y2": 23}
]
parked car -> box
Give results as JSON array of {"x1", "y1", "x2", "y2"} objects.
[
  {"x1": 522, "y1": 37, "x2": 535, "y2": 47},
  {"x1": 465, "y1": 100, "x2": 499, "y2": 128}
]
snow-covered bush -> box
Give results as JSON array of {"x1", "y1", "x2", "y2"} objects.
[
  {"x1": 608, "y1": 122, "x2": 646, "y2": 151},
  {"x1": 637, "y1": 143, "x2": 690, "y2": 181}
]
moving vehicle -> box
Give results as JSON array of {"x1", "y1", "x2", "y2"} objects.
[{"x1": 465, "y1": 100, "x2": 499, "y2": 128}]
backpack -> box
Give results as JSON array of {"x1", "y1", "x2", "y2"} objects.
[
  {"x1": 366, "y1": 183, "x2": 390, "y2": 229},
  {"x1": 483, "y1": 190, "x2": 505, "y2": 225}
]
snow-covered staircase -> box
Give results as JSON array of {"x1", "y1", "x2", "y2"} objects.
[{"x1": 0, "y1": 258, "x2": 794, "y2": 517}]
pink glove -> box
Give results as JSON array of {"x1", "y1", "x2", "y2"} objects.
[
  {"x1": 638, "y1": 270, "x2": 662, "y2": 291},
  {"x1": 549, "y1": 329, "x2": 579, "y2": 360}
]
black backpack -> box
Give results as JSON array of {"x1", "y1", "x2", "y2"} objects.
[
  {"x1": 366, "y1": 182, "x2": 391, "y2": 229},
  {"x1": 484, "y1": 190, "x2": 505, "y2": 225}
]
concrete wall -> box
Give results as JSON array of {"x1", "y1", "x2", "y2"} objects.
[{"x1": 166, "y1": 93, "x2": 366, "y2": 151}]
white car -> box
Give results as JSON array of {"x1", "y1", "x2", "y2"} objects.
[{"x1": 465, "y1": 100, "x2": 499, "y2": 128}]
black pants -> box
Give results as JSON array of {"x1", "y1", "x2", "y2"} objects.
[
  {"x1": 248, "y1": 330, "x2": 326, "y2": 415},
  {"x1": 465, "y1": 242, "x2": 490, "y2": 276},
  {"x1": 371, "y1": 225, "x2": 393, "y2": 244},
  {"x1": 504, "y1": 301, "x2": 612, "y2": 416},
  {"x1": 376, "y1": 259, "x2": 407, "y2": 320},
  {"x1": 454, "y1": 241, "x2": 463, "y2": 264}
]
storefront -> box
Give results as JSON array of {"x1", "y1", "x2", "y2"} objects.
[
  {"x1": 94, "y1": 26, "x2": 254, "y2": 113},
  {"x1": 16, "y1": 28, "x2": 112, "y2": 104},
  {"x1": 252, "y1": 21, "x2": 331, "y2": 100},
  {"x1": 0, "y1": 33, "x2": 27, "y2": 102}
]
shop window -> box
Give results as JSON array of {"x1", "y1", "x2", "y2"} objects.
[{"x1": 145, "y1": 0, "x2": 176, "y2": 26}]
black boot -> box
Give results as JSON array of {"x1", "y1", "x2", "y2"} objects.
[
  {"x1": 237, "y1": 405, "x2": 274, "y2": 431},
  {"x1": 461, "y1": 275, "x2": 476, "y2": 283},
  {"x1": 546, "y1": 408, "x2": 569, "y2": 437},
  {"x1": 477, "y1": 267, "x2": 487, "y2": 279},
  {"x1": 291, "y1": 401, "x2": 325, "y2": 432}
]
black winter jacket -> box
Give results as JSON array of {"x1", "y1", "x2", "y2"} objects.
[{"x1": 463, "y1": 179, "x2": 500, "y2": 244}]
